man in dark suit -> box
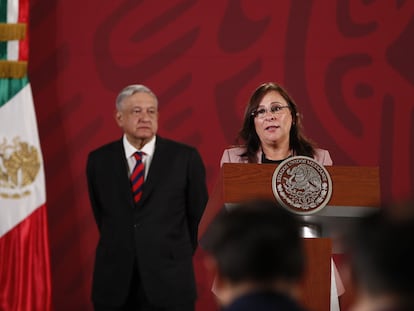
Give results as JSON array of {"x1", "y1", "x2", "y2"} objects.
[
  {"x1": 86, "y1": 84, "x2": 208, "y2": 311},
  {"x1": 202, "y1": 199, "x2": 307, "y2": 311}
]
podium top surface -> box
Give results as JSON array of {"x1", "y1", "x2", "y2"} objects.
[{"x1": 221, "y1": 163, "x2": 380, "y2": 208}]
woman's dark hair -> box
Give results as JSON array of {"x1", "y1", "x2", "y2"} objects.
[{"x1": 238, "y1": 82, "x2": 316, "y2": 163}]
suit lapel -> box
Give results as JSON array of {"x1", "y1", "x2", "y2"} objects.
[
  {"x1": 112, "y1": 139, "x2": 136, "y2": 206},
  {"x1": 114, "y1": 140, "x2": 130, "y2": 178},
  {"x1": 140, "y1": 136, "x2": 169, "y2": 205}
]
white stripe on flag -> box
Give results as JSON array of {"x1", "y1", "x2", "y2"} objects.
[
  {"x1": 6, "y1": 0, "x2": 20, "y2": 60},
  {"x1": 7, "y1": 0, "x2": 19, "y2": 23},
  {"x1": 7, "y1": 40, "x2": 19, "y2": 60},
  {"x1": 0, "y1": 84, "x2": 46, "y2": 237}
]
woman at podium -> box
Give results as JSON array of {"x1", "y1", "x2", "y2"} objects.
[
  {"x1": 218, "y1": 82, "x2": 344, "y2": 311},
  {"x1": 220, "y1": 82, "x2": 332, "y2": 166}
]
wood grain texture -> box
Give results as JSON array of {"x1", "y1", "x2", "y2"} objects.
[{"x1": 221, "y1": 163, "x2": 380, "y2": 208}]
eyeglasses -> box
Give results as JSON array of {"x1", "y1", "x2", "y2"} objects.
[{"x1": 251, "y1": 105, "x2": 290, "y2": 119}]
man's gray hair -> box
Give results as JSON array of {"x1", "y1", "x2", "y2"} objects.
[{"x1": 115, "y1": 84, "x2": 158, "y2": 111}]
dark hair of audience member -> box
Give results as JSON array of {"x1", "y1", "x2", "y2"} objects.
[
  {"x1": 202, "y1": 199, "x2": 305, "y2": 284},
  {"x1": 345, "y1": 204, "x2": 414, "y2": 308}
]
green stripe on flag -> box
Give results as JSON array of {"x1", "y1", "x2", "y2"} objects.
[
  {"x1": 0, "y1": 42, "x2": 6, "y2": 59},
  {"x1": 0, "y1": 77, "x2": 29, "y2": 107},
  {"x1": 0, "y1": 0, "x2": 7, "y2": 22},
  {"x1": 1, "y1": 0, "x2": 8, "y2": 59}
]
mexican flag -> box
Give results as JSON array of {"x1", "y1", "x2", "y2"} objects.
[{"x1": 0, "y1": 0, "x2": 52, "y2": 310}]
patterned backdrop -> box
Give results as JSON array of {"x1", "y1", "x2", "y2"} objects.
[{"x1": 27, "y1": 0, "x2": 414, "y2": 310}]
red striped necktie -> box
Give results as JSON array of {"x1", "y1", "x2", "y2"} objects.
[{"x1": 131, "y1": 151, "x2": 145, "y2": 203}]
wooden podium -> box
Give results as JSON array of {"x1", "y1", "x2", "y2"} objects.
[{"x1": 199, "y1": 163, "x2": 380, "y2": 311}]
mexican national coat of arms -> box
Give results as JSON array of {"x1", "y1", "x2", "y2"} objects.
[
  {"x1": 272, "y1": 156, "x2": 332, "y2": 215},
  {"x1": 0, "y1": 137, "x2": 41, "y2": 199}
]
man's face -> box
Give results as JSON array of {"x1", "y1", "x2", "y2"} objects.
[{"x1": 116, "y1": 92, "x2": 158, "y2": 147}]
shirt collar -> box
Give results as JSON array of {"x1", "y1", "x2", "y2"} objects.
[{"x1": 123, "y1": 135, "x2": 156, "y2": 158}]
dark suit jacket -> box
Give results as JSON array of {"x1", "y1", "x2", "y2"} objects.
[
  {"x1": 222, "y1": 291, "x2": 307, "y2": 311},
  {"x1": 86, "y1": 136, "x2": 208, "y2": 307}
]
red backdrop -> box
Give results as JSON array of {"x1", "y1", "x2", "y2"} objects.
[{"x1": 27, "y1": 0, "x2": 414, "y2": 310}]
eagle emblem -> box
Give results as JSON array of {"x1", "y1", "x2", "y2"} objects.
[
  {"x1": 0, "y1": 137, "x2": 41, "y2": 199},
  {"x1": 272, "y1": 156, "x2": 332, "y2": 215}
]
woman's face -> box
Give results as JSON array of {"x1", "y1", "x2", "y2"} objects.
[{"x1": 253, "y1": 90, "x2": 293, "y2": 147}]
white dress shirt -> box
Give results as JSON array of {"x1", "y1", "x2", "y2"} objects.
[{"x1": 123, "y1": 135, "x2": 156, "y2": 180}]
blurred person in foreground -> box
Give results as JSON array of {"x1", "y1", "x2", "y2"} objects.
[
  {"x1": 86, "y1": 84, "x2": 208, "y2": 311},
  {"x1": 220, "y1": 82, "x2": 332, "y2": 165},
  {"x1": 202, "y1": 199, "x2": 307, "y2": 311},
  {"x1": 344, "y1": 202, "x2": 414, "y2": 311}
]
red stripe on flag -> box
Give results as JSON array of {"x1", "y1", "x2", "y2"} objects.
[
  {"x1": 18, "y1": 0, "x2": 29, "y2": 61},
  {"x1": 0, "y1": 204, "x2": 52, "y2": 311}
]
